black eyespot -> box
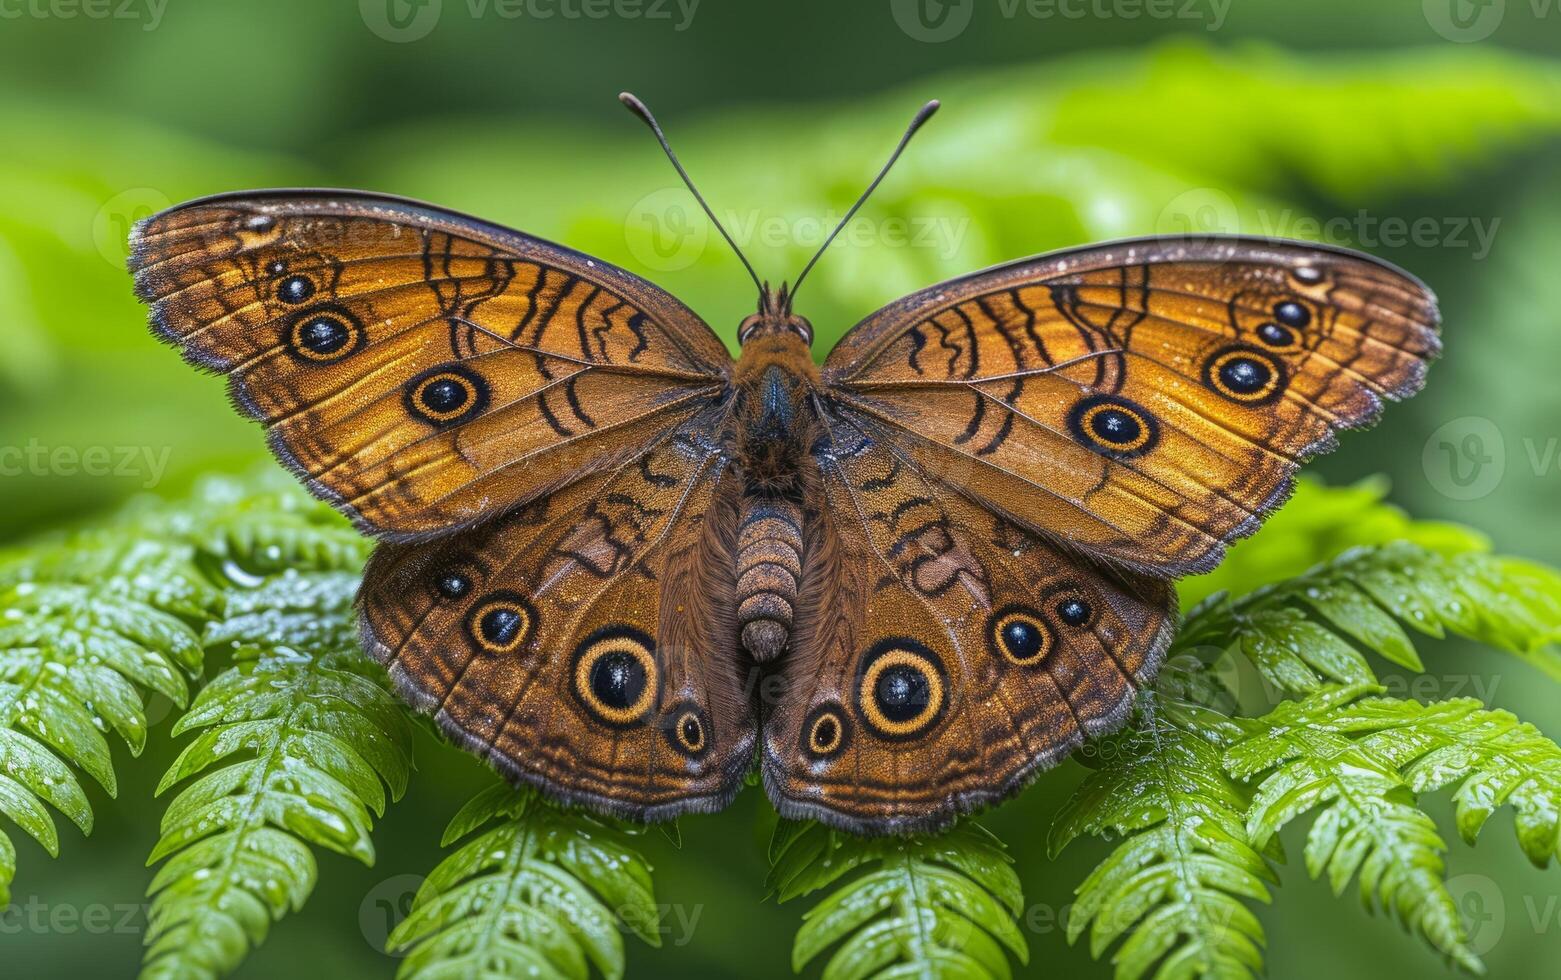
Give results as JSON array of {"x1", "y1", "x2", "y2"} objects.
[
  {"x1": 571, "y1": 626, "x2": 658, "y2": 728},
  {"x1": 1204, "y1": 346, "x2": 1285, "y2": 404},
  {"x1": 465, "y1": 592, "x2": 535, "y2": 655},
  {"x1": 242, "y1": 214, "x2": 275, "y2": 232},
  {"x1": 435, "y1": 571, "x2": 471, "y2": 600},
  {"x1": 285, "y1": 305, "x2": 363, "y2": 363},
  {"x1": 1056, "y1": 597, "x2": 1093, "y2": 627},
  {"x1": 988, "y1": 606, "x2": 1052, "y2": 666},
  {"x1": 1273, "y1": 300, "x2": 1310, "y2": 328},
  {"x1": 1292, "y1": 266, "x2": 1323, "y2": 284},
  {"x1": 1256, "y1": 322, "x2": 1297, "y2": 347},
  {"x1": 665, "y1": 703, "x2": 710, "y2": 759},
  {"x1": 277, "y1": 275, "x2": 315, "y2": 304},
  {"x1": 1068, "y1": 395, "x2": 1160, "y2": 459},
  {"x1": 405, "y1": 364, "x2": 490, "y2": 428},
  {"x1": 856, "y1": 639, "x2": 947, "y2": 740},
  {"x1": 803, "y1": 704, "x2": 850, "y2": 759},
  {"x1": 266, "y1": 259, "x2": 287, "y2": 275}
]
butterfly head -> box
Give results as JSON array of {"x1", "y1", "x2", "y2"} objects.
[{"x1": 738, "y1": 281, "x2": 814, "y2": 346}]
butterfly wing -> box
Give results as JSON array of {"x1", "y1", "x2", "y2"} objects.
[
  {"x1": 765, "y1": 235, "x2": 1438, "y2": 832},
  {"x1": 129, "y1": 190, "x2": 732, "y2": 539},
  {"x1": 761, "y1": 405, "x2": 1173, "y2": 833},
  {"x1": 822, "y1": 236, "x2": 1440, "y2": 575},
  {"x1": 360, "y1": 401, "x2": 756, "y2": 819}
]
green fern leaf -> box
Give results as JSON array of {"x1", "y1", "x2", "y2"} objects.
[
  {"x1": 388, "y1": 783, "x2": 662, "y2": 980},
  {"x1": 770, "y1": 819, "x2": 1028, "y2": 980},
  {"x1": 142, "y1": 570, "x2": 412, "y2": 979},
  {"x1": 1180, "y1": 542, "x2": 1561, "y2": 695},
  {"x1": 0, "y1": 514, "x2": 215, "y2": 906},
  {"x1": 1049, "y1": 704, "x2": 1274, "y2": 980},
  {"x1": 1226, "y1": 685, "x2": 1485, "y2": 973},
  {"x1": 1231, "y1": 686, "x2": 1561, "y2": 870}
]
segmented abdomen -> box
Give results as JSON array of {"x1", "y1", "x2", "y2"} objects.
[{"x1": 736, "y1": 497, "x2": 804, "y2": 662}]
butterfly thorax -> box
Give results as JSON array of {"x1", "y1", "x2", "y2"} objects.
[{"x1": 730, "y1": 293, "x2": 818, "y2": 662}]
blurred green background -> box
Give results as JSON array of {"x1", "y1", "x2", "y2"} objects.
[{"x1": 3, "y1": 1, "x2": 1561, "y2": 977}]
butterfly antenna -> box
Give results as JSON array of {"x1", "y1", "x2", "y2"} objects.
[
  {"x1": 788, "y1": 99, "x2": 940, "y2": 306},
  {"x1": 619, "y1": 91, "x2": 763, "y2": 295}
]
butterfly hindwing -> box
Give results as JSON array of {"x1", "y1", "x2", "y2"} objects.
[
  {"x1": 761, "y1": 406, "x2": 1174, "y2": 834},
  {"x1": 129, "y1": 191, "x2": 732, "y2": 539},
  {"x1": 359, "y1": 404, "x2": 756, "y2": 819},
  {"x1": 823, "y1": 237, "x2": 1440, "y2": 575}
]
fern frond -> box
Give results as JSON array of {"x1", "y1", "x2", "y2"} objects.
[
  {"x1": 1049, "y1": 703, "x2": 1274, "y2": 980},
  {"x1": 1226, "y1": 684, "x2": 1487, "y2": 973},
  {"x1": 141, "y1": 568, "x2": 411, "y2": 977},
  {"x1": 0, "y1": 515, "x2": 215, "y2": 905},
  {"x1": 388, "y1": 783, "x2": 662, "y2": 980},
  {"x1": 1179, "y1": 542, "x2": 1561, "y2": 695},
  {"x1": 1231, "y1": 684, "x2": 1561, "y2": 871},
  {"x1": 770, "y1": 819, "x2": 1029, "y2": 979}
]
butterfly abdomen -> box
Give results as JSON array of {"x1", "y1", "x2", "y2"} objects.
[{"x1": 736, "y1": 496, "x2": 804, "y2": 661}]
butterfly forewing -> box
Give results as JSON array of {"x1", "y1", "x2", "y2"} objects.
[
  {"x1": 822, "y1": 237, "x2": 1441, "y2": 575},
  {"x1": 128, "y1": 191, "x2": 731, "y2": 538}
]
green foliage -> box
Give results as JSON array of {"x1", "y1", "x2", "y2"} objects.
[
  {"x1": 1049, "y1": 710, "x2": 1274, "y2": 980},
  {"x1": 143, "y1": 572, "x2": 413, "y2": 980},
  {"x1": 1049, "y1": 485, "x2": 1561, "y2": 979},
  {"x1": 768, "y1": 819, "x2": 1029, "y2": 979},
  {"x1": 388, "y1": 784, "x2": 662, "y2": 980}
]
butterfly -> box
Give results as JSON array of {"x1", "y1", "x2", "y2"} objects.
[{"x1": 127, "y1": 94, "x2": 1440, "y2": 835}]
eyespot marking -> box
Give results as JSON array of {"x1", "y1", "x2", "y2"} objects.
[
  {"x1": 1068, "y1": 395, "x2": 1159, "y2": 459},
  {"x1": 1256, "y1": 322, "x2": 1297, "y2": 348},
  {"x1": 434, "y1": 570, "x2": 471, "y2": 600},
  {"x1": 1273, "y1": 300, "x2": 1311, "y2": 328},
  {"x1": 466, "y1": 591, "x2": 535, "y2": 655},
  {"x1": 405, "y1": 364, "x2": 490, "y2": 428},
  {"x1": 284, "y1": 305, "x2": 364, "y2": 363},
  {"x1": 803, "y1": 704, "x2": 850, "y2": 759},
  {"x1": 1204, "y1": 346, "x2": 1285, "y2": 404},
  {"x1": 665, "y1": 702, "x2": 710, "y2": 759},
  {"x1": 989, "y1": 606, "x2": 1052, "y2": 666},
  {"x1": 1055, "y1": 596, "x2": 1093, "y2": 628},
  {"x1": 856, "y1": 638, "x2": 947, "y2": 741},
  {"x1": 572, "y1": 626, "x2": 658, "y2": 728},
  {"x1": 277, "y1": 275, "x2": 315, "y2": 304}
]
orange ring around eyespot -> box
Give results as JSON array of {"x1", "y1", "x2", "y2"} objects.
[
  {"x1": 572, "y1": 628, "x2": 658, "y2": 727},
  {"x1": 466, "y1": 593, "x2": 535, "y2": 655},
  {"x1": 808, "y1": 710, "x2": 844, "y2": 754},
  {"x1": 1205, "y1": 347, "x2": 1283, "y2": 404},
  {"x1": 1078, "y1": 402, "x2": 1153, "y2": 453},
  {"x1": 991, "y1": 608, "x2": 1051, "y2": 665},
  {"x1": 412, "y1": 372, "x2": 480, "y2": 422},
  {"x1": 858, "y1": 644, "x2": 946, "y2": 739}
]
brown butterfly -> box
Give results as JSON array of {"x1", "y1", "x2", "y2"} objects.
[{"x1": 127, "y1": 94, "x2": 1440, "y2": 834}]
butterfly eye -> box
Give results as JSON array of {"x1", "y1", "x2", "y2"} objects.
[
  {"x1": 989, "y1": 607, "x2": 1051, "y2": 666},
  {"x1": 466, "y1": 592, "x2": 535, "y2": 655},
  {"x1": 856, "y1": 639, "x2": 947, "y2": 740},
  {"x1": 803, "y1": 704, "x2": 850, "y2": 760},
  {"x1": 1204, "y1": 347, "x2": 1286, "y2": 404},
  {"x1": 572, "y1": 626, "x2": 659, "y2": 728}
]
